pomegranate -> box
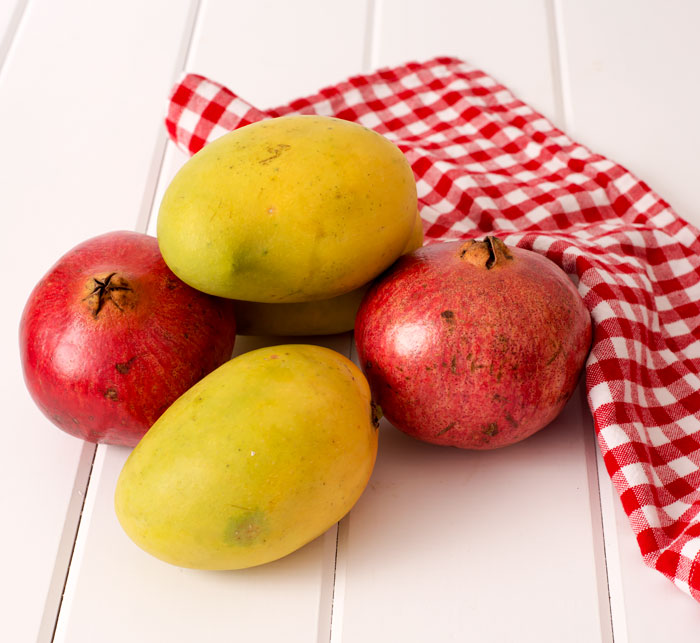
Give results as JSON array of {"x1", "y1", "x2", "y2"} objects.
[
  {"x1": 354, "y1": 236, "x2": 591, "y2": 449},
  {"x1": 19, "y1": 230, "x2": 237, "y2": 446}
]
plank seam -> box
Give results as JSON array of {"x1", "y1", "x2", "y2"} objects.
[
  {"x1": 547, "y1": 0, "x2": 575, "y2": 132},
  {"x1": 597, "y1": 447, "x2": 631, "y2": 643},
  {"x1": 326, "y1": 524, "x2": 341, "y2": 643},
  {"x1": 362, "y1": 0, "x2": 377, "y2": 72},
  {"x1": 587, "y1": 407, "x2": 617, "y2": 643},
  {"x1": 46, "y1": 0, "x2": 204, "y2": 638},
  {"x1": 0, "y1": 0, "x2": 29, "y2": 83},
  {"x1": 549, "y1": 3, "x2": 627, "y2": 638},
  {"x1": 329, "y1": 517, "x2": 350, "y2": 643},
  {"x1": 135, "y1": 0, "x2": 203, "y2": 234},
  {"x1": 46, "y1": 443, "x2": 97, "y2": 643}
]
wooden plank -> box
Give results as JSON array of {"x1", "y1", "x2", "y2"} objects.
[
  {"x1": 55, "y1": 0, "x2": 367, "y2": 640},
  {"x1": 596, "y1": 449, "x2": 700, "y2": 642},
  {"x1": 337, "y1": 370, "x2": 610, "y2": 642},
  {"x1": 330, "y1": 2, "x2": 613, "y2": 640},
  {"x1": 607, "y1": 476, "x2": 700, "y2": 641},
  {"x1": 556, "y1": 1, "x2": 700, "y2": 639},
  {"x1": 370, "y1": 0, "x2": 562, "y2": 126},
  {"x1": 554, "y1": 0, "x2": 700, "y2": 227},
  {"x1": 54, "y1": 427, "x2": 340, "y2": 643},
  {"x1": 57, "y1": 333, "x2": 353, "y2": 643},
  {"x1": 183, "y1": 0, "x2": 373, "y2": 110},
  {"x1": 147, "y1": 0, "x2": 375, "y2": 232},
  {"x1": 0, "y1": 0, "x2": 26, "y2": 70},
  {"x1": 0, "y1": 0, "x2": 195, "y2": 640}
]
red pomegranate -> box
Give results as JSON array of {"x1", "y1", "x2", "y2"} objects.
[
  {"x1": 354, "y1": 236, "x2": 591, "y2": 449},
  {"x1": 19, "y1": 230, "x2": 237, "y2": 446}
]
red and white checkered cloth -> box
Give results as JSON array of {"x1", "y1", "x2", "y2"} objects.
[{"x1": 165, "y1": 56, "x2": 700, "y2": 603}]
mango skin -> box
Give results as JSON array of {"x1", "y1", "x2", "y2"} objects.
[
  {"x1": 114, "y1": 344, "x2": 378, "y2": 570},
  {"x1": 234, "y1": 209, "x2": 424, "y2": 336},
  {"x1": 157, "y1": 115, "x2": 417, "y2": 303},
  {"x1": 234, "y1": 285, "x2": 368, "y2": 337}
]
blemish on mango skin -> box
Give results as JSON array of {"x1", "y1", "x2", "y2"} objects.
[
  {"x1": 258, "y1": 143, "x2": 291, "y2": 165},
  {"x1": 223, "y1": 509, "x2": 268, "y2": 546}
]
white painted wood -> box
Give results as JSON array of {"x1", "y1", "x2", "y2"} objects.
[
  {"x1": 595, "y1": 448, "x2": 630, "y2": 643},
  {"x1": 185, "y1": 0, "x2": 372, "y2": 110},
  {"x1": 34, "y1": 442, "x2": 96, "y2": 643},
  {"x1": 596, "y1": 449, "x2": 700, "y2": 643},
  {"x1": 145, "y1": 0, "x2": 373, "y2": 232},
  {"x1": 54, "y1": 441, "x2": 340, "y2": 643},
  {"x1": 0, "y1": 0, "x2": 26, "y2": 70},
  {"x1": 607, "y1": 480, "x2": 700, "y2": 642},
  {"x1": 0, "y1": 0, "x2": 20, "y2": 34},
  {"x1": 556, "y1": 2, "x2": 700, "y2": 639},
  {"x1": 0, "y1": 1, "x2": 194, "y2": 641},
  {"x1": 54, "y1": 1, "x2": 613, "y2": 640},
  {"x1": 334, "y1": 2, "x2": 611, "y2": 640},
  {"x1": 336, "y1": 376, "x2": 611, "y2": 642},
  {"x1": 54, "y1": 1, "x2": 363, "y2": 640},
  {"x1": 57, "y1": 332, "x2": 353, "y2": 642},
  {"x1": 555, "y1": 0, "x2": 700, "y2": 227},
  {"x1": 146, "y1": 144, "x2": 188, "y2": 238},
  {"x1": 371, "y1": 0, "x2": 563, "y2": 126},
  {"x1": 9, "y1": 1, "x2": 700, "y2": 641}
]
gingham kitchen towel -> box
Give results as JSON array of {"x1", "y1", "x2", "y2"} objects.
[{"x1": 165, "y1": 56, "x2": 700, "y2": 603}]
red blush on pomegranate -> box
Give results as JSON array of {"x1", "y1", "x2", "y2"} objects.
[
  {"x1": 354, "y1": 236, "x2": 591, "y2": 450},
  {"x1": 19, "y1": 230, "x2": 237, "y2": 446}
]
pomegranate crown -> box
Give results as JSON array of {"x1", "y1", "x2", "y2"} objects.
[{"x1": 459, "y1": 236, "x2": 513, "y2": 269}]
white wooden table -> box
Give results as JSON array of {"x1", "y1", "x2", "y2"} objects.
[{"x1": 3, "y1": 1, "x2": 700, "y2": 641}]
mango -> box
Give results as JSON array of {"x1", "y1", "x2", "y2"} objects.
[
  {"x1": 114, "y1": 344, "x2": 378, "y2": 570},
  {"x1": 234, "y1": 209, "x2": 425, "y2": 336},
  {"x1": 157, "y1": 115, "x2": 417, "y2": 303},
  {"x1": 234, "y1": 286, "x2": 367, "y2": 337}
]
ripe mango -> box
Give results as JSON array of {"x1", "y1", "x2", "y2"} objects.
[
  {"x1": 157, "y1": 115, "x2": 417, "y2": 303},
  {"x1": 234, "y1": 209, "x2": 424, "y2": 335},
  {"x1": 114, "y1": 344, "x2": 378, "y2": 570}
]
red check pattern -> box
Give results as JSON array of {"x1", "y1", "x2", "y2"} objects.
[{"x1": 165, "y1": 57, "x2": 700, "y2": 603}]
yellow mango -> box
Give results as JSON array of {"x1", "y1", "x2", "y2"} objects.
[
  {"x1": 234, "y1": 209, "x2": 424, "y2": 336},
  {"x1": 157, "y1": 115, "x2": 417, "y2": 303},
  {"x1": 114, "y1": 344, "x2": 378, "y2": 570}
]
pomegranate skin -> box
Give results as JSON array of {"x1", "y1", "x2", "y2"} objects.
[
  {"x1": 19, "y1": 231, "x2": 237, "y2": 446},
  {"x1": 354, "y1": 237, "x2": 592, "y2": 449}
]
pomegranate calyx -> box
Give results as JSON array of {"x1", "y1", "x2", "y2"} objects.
[
  {"x1": 85, "y1": 272, "x2": 134, "y2": 317},
  {"x1": 459, "y1": 236, "x2": 513, "y2": 269}
]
